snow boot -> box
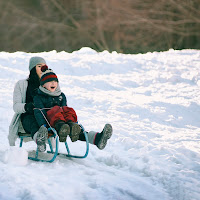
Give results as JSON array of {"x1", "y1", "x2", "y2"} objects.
[
  {"x1": 95, "y1": 124, "x2": 113, "y2": 150},
  {"x1": 55, "y1": 121, "x2": 70, "y2": 142},
  {"x1": 67, "y1": 122, "x2": 81, "y2": 142},
  {"x1": 33, "y1": 125, "x2": 48, "y2": 152}
]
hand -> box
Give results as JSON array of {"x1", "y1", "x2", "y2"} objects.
[{"x1": 25, "y1": 103, "x2": 34, "y2": 114}]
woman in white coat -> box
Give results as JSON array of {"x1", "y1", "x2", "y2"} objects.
[{"x1": 8, "y1": 57, "x2": 50, "y2": 152}]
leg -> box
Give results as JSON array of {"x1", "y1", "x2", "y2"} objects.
[
  {"x1": 79, "y1": 124, "x2": 113, "y2": 150},
  {"x1": 21, "y1": 114, "x2": 39, "y2": 138},
  {"x1": 21, "y1": 115, "x2": 48, "y2": 152},
  {"x1": 67, "y1": 122, "x2": 81, "y2": 142},
  {"x1": 55, "y1": 120, "x2": 70, "y2": 142},
  {"x1": 33, "y1": 125, "x2": 48, "y2": 152},
  {"x1": 95, "y1": 124, "x2": 113, "y2": 150}
]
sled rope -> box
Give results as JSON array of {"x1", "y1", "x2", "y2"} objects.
[{"x1": 33, "y1": 107, "x2": 53, "y2": 129}]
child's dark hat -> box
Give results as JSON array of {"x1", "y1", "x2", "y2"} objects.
[{"x1": 40, "y1": 65, "x2": 58, "y2": 85}]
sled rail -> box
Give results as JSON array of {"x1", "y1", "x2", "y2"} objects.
[{"x1": 19, "y1": 125, "x2": 89, "y2": 162}]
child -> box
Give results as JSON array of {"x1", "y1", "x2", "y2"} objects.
[
  {"x1": 33, "y1": 66, "x2": 81, "y2": 150},
  {"x1": 33, "y1": 66, "x2": 113, "y2": 152}
]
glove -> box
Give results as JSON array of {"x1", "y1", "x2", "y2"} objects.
[{"x1": 24, "y1": 103, "x2": 34, "y2": 114}]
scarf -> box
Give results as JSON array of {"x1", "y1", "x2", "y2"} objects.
[{"x1": 39, "y1": 85, "x2": 62, "y2": 96}]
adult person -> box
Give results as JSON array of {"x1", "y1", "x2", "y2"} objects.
[{"x1": 8, "y1": 57, "x2": 113, "y2": 152}]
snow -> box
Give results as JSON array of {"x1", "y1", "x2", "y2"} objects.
[
  {"x1": 3, "y1": 147, "x2": 28, "y2": 166},
  {"x1": 0, "y1": 48, "x2": 200, "y2": 200}
]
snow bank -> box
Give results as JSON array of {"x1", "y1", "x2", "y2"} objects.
[
  {"x1": 0, "y1": 48, "x2": 200, "y2": 200},
  {"x1": 3, "y1": 147, "x2": 28, "y2": 166}
]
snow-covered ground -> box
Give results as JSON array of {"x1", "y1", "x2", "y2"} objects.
[{"x1": 0, "y1": 48, "x2": 200, "y2": 200}]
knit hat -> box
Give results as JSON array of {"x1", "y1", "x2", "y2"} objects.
[
  {"x1": 29, "y1": 56, "x2": 46, "y2": 71},
  {"x1": 40, "y1": 65, "x2": 58, "y2": 85}
]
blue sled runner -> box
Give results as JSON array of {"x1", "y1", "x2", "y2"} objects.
[{"x1": 18, "y1": 124, "x2": 89, "y2": 163}]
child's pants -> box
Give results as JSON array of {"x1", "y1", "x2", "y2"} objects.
[{"x1": 46, "y1": 106, "x2": 77, "y2": 127}]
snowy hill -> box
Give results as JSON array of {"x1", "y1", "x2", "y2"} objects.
[{"x1": 0, "y1": 48, "x2": 200, "y2": 200}]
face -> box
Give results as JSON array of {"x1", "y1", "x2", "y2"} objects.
[
  {"x1": 43, "y1": 81, "x2": 58, "y2": 92},
  {"x1": 36, "y1": 63, "x2": 46, "y2": 78}
]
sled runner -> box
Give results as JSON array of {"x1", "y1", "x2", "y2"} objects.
[{"x1": 18, "y1": 124, "x2": 89, "y2": 163}]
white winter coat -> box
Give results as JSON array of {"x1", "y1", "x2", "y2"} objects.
[
  {"x1": 8, "y1": 79, "x2": 56, "y2": 147},
  {"x1": 8, "y1": 79, "x2": 28, "y2": 146}
]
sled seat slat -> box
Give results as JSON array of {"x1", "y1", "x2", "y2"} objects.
[
  {"x1": 18, "y1": 132, "x2": 31, "y2": 137},
  {"x1": 18, "y1": 132, "x2": 54, "y2": 138}
]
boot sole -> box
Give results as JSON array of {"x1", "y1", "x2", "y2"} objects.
[
  {"x1": 37, "y1": 126, "x2": 48, "y2": 152},
  {"x1": 70, "y1": 124, "x2": 81, "y2": 142},
  {"x1": 97, "y1": 124, "x2": 113, "y2": 150},
  {"x1": 59, "y1": 124, "x2": 70, "y2": 142}
]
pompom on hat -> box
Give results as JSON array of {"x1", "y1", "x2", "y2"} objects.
[
  {"x1": 40, "y1": 65, "x2": 58, "y2": 86},
  {"x1": 29, "y1": 56, "x2": 46, "y2": 71}
]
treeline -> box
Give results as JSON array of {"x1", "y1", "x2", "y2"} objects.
[{"x1": 0, "y1": 0, "x2": 199, "y2": 53}]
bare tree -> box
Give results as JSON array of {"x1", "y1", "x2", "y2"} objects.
[{"x1": 0, "y1": 0, "x2": 199, "y2": 53}]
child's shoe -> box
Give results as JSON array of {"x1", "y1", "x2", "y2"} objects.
[
  {"x1": 67, "y1": 122, "x2": 81, "y2": 142},
  {"x1": 95, "y1": 124, "x2": 113, "y2": 150},
  {"x1": 34, "y1": 125, "x2": 48, "y2": 152},
  {"x1": 55, "y1": 121, "x2": 70, "y2": 142}
]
